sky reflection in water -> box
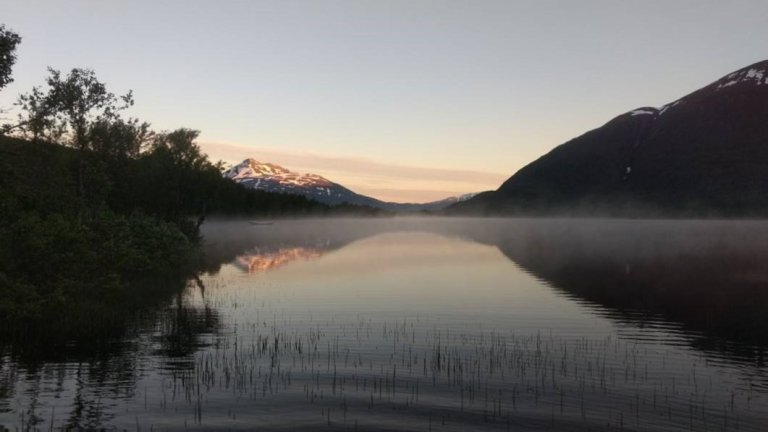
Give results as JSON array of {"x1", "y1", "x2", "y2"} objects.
[{"x1": 2, "y1": 218, "x2": 768, "y2": 431}]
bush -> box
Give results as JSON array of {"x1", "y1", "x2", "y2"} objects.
[{"x1": 0, "y1": 210, "x2": 196, "y2": 322}]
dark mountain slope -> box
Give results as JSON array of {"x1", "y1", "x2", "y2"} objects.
[{"x1": 451, "y1": 60, "x2": 768, "y2": 216}]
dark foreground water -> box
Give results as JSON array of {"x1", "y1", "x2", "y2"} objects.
[{"x1": 2, "y1": 218, "x2": 768, "y2": 431}]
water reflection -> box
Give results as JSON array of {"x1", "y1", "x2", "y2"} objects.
[
  {"x1": 235, "y1": 247, "x2": 329, "y2": 274},
  {"x1": 209, "y1": 218, "x2": 768, "y2": 362},
  {"x1": 197, "y1": 219, "x2": 768, "y2": 431},
  {"x1": 0, "y1": 277, "x2": 220, "y2": 428},
  {"x1": 460, "y1": 219, "x2": 768, "y2": 362},
  {"x1": 1, "y1": 218, "x2": 768, "y2": 430}
]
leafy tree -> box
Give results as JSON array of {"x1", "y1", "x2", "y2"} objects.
[
  {"x1": 11, "y1": 86, "x2": 62, "y2": 142},
  {"x1": 89, "y1": 118, "x2": 154, "y2": 213},
  {"x1": 11, "y1": 68, "x2": 136, "y2": 149},
  {"x1": 44, "y1": 67, "x2": 134, "y2": 151},
  {"x1": 139, "y1": 129, "x2": 214, "y2": 227},
  {"x1": 0, "y1": 25, "x2": 22, "y2": 133},
  {"x1": 12, "y1": 68, "x2": 135, "y2": 208},
  {"x1": 0, "y1": 24, "x2": 21, "y2": 92},
  {"x1": 151, "y1": 128, "x2": 208, "y2": 169},
  {"x1": 89, "y1": 117, "x2": 153, "y2": 160}
]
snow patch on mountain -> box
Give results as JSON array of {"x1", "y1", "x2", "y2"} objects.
[
  {"x1": 622, "y1": 62, "x2": 768, "y2": 120},
  {"x1": 716, "y1": 66, "x2": 768, "y2": 90},
  {"x1": 630, "y1": 109, "x2": 657, "y2": 116},
  {"x1": 626, "y1": 99, "x2": 687, "y2": 119},
  {"x1": 658, "y1": 100, "x2": 682, "y2": 115},
  {"x1": 224, "y1": 159, "x2": 333, "y2": 188}
]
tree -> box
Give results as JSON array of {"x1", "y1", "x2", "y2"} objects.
[
  {"x1": 145, "y1": 129, "x2": 213, "y2": 225},
  {"x1": 44, "y1": 67, "x2": 134, "y2": 151},
  {"x1": 12, "y1": 85, "x2": 62, "y2": 143},
  {"x1": 151, "y1": 128, "x2": 208, "y2": 169},
  {"x1": 12, "y1": 68, "x2": 135, "y2": 209},
  {"x1": 0, "y1": 25, "x2": 22, "y2": 133},
  {"x1": 0, "y1": 24, "x2": 21, "y2": 92},
  {"x1": 89, "y1": 117, "x2": 153, "y2": 160}
]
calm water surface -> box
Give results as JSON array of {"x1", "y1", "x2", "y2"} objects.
[{"x1": 2, "y1": 218, "x2": 768, "y2": 431}]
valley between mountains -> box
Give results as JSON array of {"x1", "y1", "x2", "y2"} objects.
[
  {"x1": 223, "y1": 158, "x2": 477, "y2": 212},
  {"x1": 222, "y1": 60, "x2": 768, "y2": 217}
]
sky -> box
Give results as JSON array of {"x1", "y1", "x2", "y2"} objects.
[{"x1": 1, "y1": 0, "x2": 767, "y2": 202}]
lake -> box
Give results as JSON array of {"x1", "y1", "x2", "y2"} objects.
[{"x1": 2, "y1": 218, "x2": 768, "y2": 431}]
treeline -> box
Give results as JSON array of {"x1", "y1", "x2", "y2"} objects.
[
  {"x1": 2, "y1": 65, "x2": 370, "y2": 224},
  {"x1": 0, "y1": 25, "x2": 382, "y2": 326}
]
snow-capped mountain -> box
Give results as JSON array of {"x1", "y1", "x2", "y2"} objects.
[
  {"x1": 223, "y1": 158, "x2": 476, "y2": 212},
  {"x1": 451, "y1": 59, "x2": 768, "y2": 215},
  {"x1": 223, "y1": 158, "x2": 351, "y2": 204}
]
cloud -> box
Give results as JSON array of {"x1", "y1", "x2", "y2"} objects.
[
  {"x1": 201, "y1": 141, "x2": 505, "y2": 183},
  {"x1": 200, "y1": 141, "x2": 506, "y2": 202},
  {"x1": 352, "y1": 187, "x2": 468, "y2": 204}
]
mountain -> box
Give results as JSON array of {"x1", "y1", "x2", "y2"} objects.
[
  {"x1": 450, "y1": 60, "x2": 768, "y2": 216},
  {"x1": 223, "y1": 158, "x2": 476, "y2": 212}
]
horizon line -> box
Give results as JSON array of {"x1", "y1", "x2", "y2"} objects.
[{"x1": 199, "y1": 141, "x2": 508, "y2": 203}]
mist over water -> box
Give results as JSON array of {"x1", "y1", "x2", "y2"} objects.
[{"x1": 2, "y1": 217, "x2": 768, "y2": 430}]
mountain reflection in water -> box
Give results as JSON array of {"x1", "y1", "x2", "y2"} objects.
[
  {"x1": 1, "y1": 218, "x2": 767, "y2": 431},
  {"x1": 235, "y1": 247, "x2": 328, "y2": 274},
  {"x1": 212, "y1": 218, "x2": 768, "y2": 359}
]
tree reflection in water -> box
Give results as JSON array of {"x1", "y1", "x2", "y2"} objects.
[
  {"x1": 0, "y1": 271, "x2": 220, "y2": 428},
  {"x1": 2, "y1": 218, "x2": 768, "y2": 430}
]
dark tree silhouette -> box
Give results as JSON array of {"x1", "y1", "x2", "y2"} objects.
[
  {"x1": 0, "y1": 24, "x2": 21, "y2": 91},
  {"x1": 89, "y1": 117, "x2": 153, "y2": 160},
  {"x1": 44, "y1": 67, "x2": 134, "y2": 151},
  {"x1": 13, "y1": 68, "x2": 134, "y2": 208}
]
